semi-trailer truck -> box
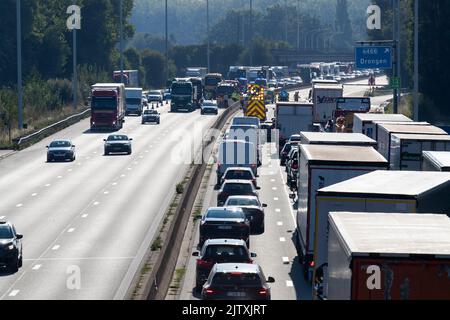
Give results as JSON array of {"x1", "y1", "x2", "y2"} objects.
[
  {"x1": 113, "y1": 70, "x2": 139, "y2": 87},
  {"x1": 90, "y1": 83, "x2": 125, "y2": 131},
  {"x1": 171, "y1": 80, "x2": 195, "y2": 112},
  {"x1": 275, "y1": 102, "x2": 314, "y2": 145}
]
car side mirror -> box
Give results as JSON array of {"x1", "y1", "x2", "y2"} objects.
[
  {"x1": 289, "y1": 193, "x2": 296, "y2": 199},
  {"x1": 16, "y1": 234, "x2": 23, "y2": 240},
  {"x1": 256, "y1": 187, "x2": 261, "y2": 190},
  {"x1": 192, "y1": 251, "x2": 199, "y2": 257},
  {"x1": 129, "y1": 138, "x2": 133, "y2": 141},
  {"x1": 267, "y1": 276, "x2": 275, "y2": 283},
  {"x1": 72, "y1": 145, "x2": 75, "y2": 147},
  {"x1": 46, "y1": 146, "x2": 49, "y2": 148},
  {"x1": 250, "y1": 252, "x2": 257, "y2": 258},
  {"x1": 103, "y1": 139, "x2": 106, "y2": 142},
  {"x1": 262, "y1": 204, "x2": 268, "y2": 208}
]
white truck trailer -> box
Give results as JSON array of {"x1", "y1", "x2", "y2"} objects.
[
  {"x1": 124, "y1": 87, "x2": 143, "y2": 116},
  {"x1": 325, "y1": 212, "x2": 450, "y2": 300},
  {"x1": 311, "y1": 83, "x2": 343, "y2": 123},
  {"x1": 422, "y1": 151, "x2": 450, "y2": 172},
  {"x1": 313, "y1": 170, "x2": 450, "y2": 290},
  {"x1": 296, "y1": 145, "x2": 388, "y2": 278},
  {"x1": 390, "y1": 133, "x2": 450, "y2": 170},
  {"x1": 299, "y1": 132, "x2": 377, "y2": 147},
  {"x1": 353, "y1": 113, "x2": 412, "y2": 140},
  {"x1": 376, "y1": 123, "x2": 447, "y2": 162},
  {"x1": 275, "y1": 102, "x2": 314, "y2": 144}
]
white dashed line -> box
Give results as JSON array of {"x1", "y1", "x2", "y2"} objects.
[
  {"x1": 57, "y1": 176, "x2": 63, "y2": 179},
  {"x1": 104, "y1": 191, "x2": 109, "y2": 195},
  {"x1": 270, "y1": 171, "x2": 275, "y2": 175},
  {"x1": 67, "y1": 169, "x2": 72, "y2": 172},
  {"x1": 32, "y1": 264, "x2": 42, "y2": 270},
  {"x1": 45, "y1": 184, "x2": 51, "y2": 187},
  {"x1": 275, "y1": 209, "x2": 281, "y2": 212},
  {"x1": 272, "y1": 187, "x2": 277, "y2": 191},
  {"x1": 270, "y1": 179, "x2": 276, "y2": 182},
  {"x1": 31, "y1": 193, "x2": 38, "y2": 197},
  {"x1": 67, "y1": 228, "x2": 75, "y2": 233},
  {"x1": 112, "y1": 182, "x2": 117, "y2": 186},
  {"x1": 280, "y1": 237, "x2": 286, "y2": 242},
  {"x1": 286, "y1": 281, "x2": 294, "y2": 287},
  {"x1": 127, "y1": 167, "x2": 132, "y2": 171},
  {"x1": 9, "y1": 290, "x2": 19, "y2": 297},
  {"x1": 93, "y1": 202, "x2": 100, "y2": 206},
  {"x1": 52, "y1": 245, "x2": 60, "y2": 251},
  {"x1": 16, "y1": 204, "x2": 23, "y2": 208},
  {"x1": 120, "y1": 174, "x2": 126, "y2": 178},
  {"x1": 277, "y1": 221, "x2": 283, "y2": 226},
  {"x1": 282, "y1": 257, "x2": 290, "y2": 264},
  {"x1": 274, "y1": 197, "x2": 279, "y2": 201},
  {"x1": 81, "y1": 214, "x2": 88, "y2": 218}
]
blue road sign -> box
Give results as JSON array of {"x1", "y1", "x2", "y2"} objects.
[{"x1": 355, "y1": 46, "x2": 392, "y2": 69}]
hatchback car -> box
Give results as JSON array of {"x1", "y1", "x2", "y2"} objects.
[
  {"x1": 224, "y1": 196, "x2": 267, "y2": 233},
  {"x1": 221, "y1": 167, "x2": 257, "y2": 188},
  {"x1": 0, "y1": 220, "x2": 23, "y2": 273},
  {"x1": 201, "y1": 263, "x2": 275, "y2": 300},
  {"x1": 46, "y1": 139, "x2": 76, "y2": 162},
  {"x1": 201, "y1": 100, "x2": 219, "y2": 115},
  {"x1": 217, "y1": 179, "x2": 259, "y2": 207},
  {"x1": 141, "y1": 109, "x2": 160, "y2": 124},
  {"x1": 104, "y1": 134, "x2": 133, "y2": 155},
  {"x1": 199, "y1": 207, "x2": 250, "y2": 249},
  {"x1": 280, "y1": 142, "x2": 297, "y2": 166},
  {"x1": 193, "y1": 239, "x2": 256, "y2": 290}
]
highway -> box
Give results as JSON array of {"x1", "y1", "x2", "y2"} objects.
[
  {"x1": 179, "y1": 76, "x2": 389, "y2": 300},
  {"x1": 0, "y1": 103, "x2": 224, "y2": 299}
]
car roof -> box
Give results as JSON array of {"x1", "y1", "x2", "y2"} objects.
[
  {"x1": 224, "y1": 167, "x2": 253, "y2": 172},
  {"x1": 206, "y1": 207, "x2": 244, "y2": 213},
  {"x1": 203, "y1": 239, "x2": 247, "y2": 246},
  {"x1": 223, "y1": 179, "x2": 254, "y2": 184},
  {"x1": 213, "y1": 263, "x2": 260, "y2": 274},
  {"x1": 0, "y1": 220, "x2": 13, "y2": 228},
  {"x1": 51, "y1": 139, "x2": 71, "y2": 143}
]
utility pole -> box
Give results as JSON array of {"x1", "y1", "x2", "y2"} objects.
[
  {"x1": 413, "y1": 0, "x2": 419, "y2": 121},
  {"x1": 16, "y1": 0, "x2": 23, "y2": 130},
  {"x1": 73, "y1": 23, "x2": 77, "y2": 110},
  {"x1": 120, "y1": 0, "x2": 124, "y2": 84},
  {"x1": 165, "y1": 0, "x2": 168, "y2": 82},
  {"x1": 284, "y1": 0, "x2": 288, "y2": 43},
  {"x1": 396, "y1": 0, "x2": 401, "y2": 113},
  {"x1": 297, "y1": 0, "x2": 300, "y2": 51},
  {"x1": 206, "y1": 0, "x2": 210, "y2": 72},
  {"x1": 249, "y1": 0, "x2": 253, "y2": 66},
  {"x1": 392, "y1": 0, "x2": 399, "y2": 114},
  {"x1": 241, "y1": 0, "x2": 245, "y2": 45}
]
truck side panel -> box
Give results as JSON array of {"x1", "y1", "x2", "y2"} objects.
[{"x1": 352, "y1": 258, "x2": 450, "y2": 300}]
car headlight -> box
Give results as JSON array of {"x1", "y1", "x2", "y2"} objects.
[{"x1": 8, "y1": 244, "x2": 14, "y2": 250}]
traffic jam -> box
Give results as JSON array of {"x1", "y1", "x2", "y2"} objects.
[{"x1": 186, "y1": 70, "x2": 450, "y2": 301}]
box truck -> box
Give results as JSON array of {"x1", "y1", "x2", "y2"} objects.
[
  {"x1": 275, "y1": 102, "x2": 314, "y2": 145},
  {"x1": 216, "y1": 140, "x2": 257, "y2": 185},
  {"x1": 325, "y1": 212, "x2": 450, "y2": 300},
  {"x1": 353, "y1": 113, "x2": 412, "y2": 140},
  {"x1": 377, "y1": 123, "x2": 447, "y2": 161},
  {"x1": 300, "y1": 132, "x2": 376, "y2": 147},
  {"x1": 422, "y1": 151, "x2": 450, "y2": 172},
  {"x1": 333, "y1": 97, "x2": 371, "y2": 133},
  {"x1": 390, "y1": 133, "x2": 450, "y2": 170},
  {"x1": 124, "y1": 88, "x2": 143, "y2": 116},
  {"x1": 296, "y1": 145, "x2": 388, "y2": 278},
  {"x1": 311, "y1": 83, "x2": 343, "y2": 123},
  {"x1": 313, "y1": 170, "x2": 450, "y2": 290}
]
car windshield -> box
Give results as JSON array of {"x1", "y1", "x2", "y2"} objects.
[
  {"x1": 171, "y1": 85, "x2": 192, "y2": 95},
  {"x1": 49, "y1": 141, "x2": 71, "y2": 148},
  {"x1": 203, "y1": 101, "x2": 217, "y2": 107},
  {"x1": 107, "y1": 135, "x2": 128, "y2": 141},
  {"x1": 225, "y1": 170, "x2": 253, "y2": 180},
  {"x1": 144, "y1": 110, "x2": 157, "y2": 115},
  {"x1": 203, "y1": 245, "x2": 249, "y2": 261},
  {"x1": 223, "y1": 183, "x2": 254, "y2": 193},
  {"x1": 226, "y1": 197, "x2": 260, "y2": 206},
  {"x1": 91, "y1": 96, "x2": 117, "y2": 109},
  {"x1": 206, "y1": 210, "x2": 244, "y2": 219},
  {"x1": 212, "y1": 272, "x2": 261, "y2": 286},
  {"x1": 126, "y1": 98, "x2": 141, "y2": 105},
  {"x1": 205, "y1": 77, "x2": 222, "y2": 86},
  {"x1": 149, "y1": 91, "x2": 160, "y2": 95},
  {"x1": 0, "y1": 225, "x2": 13, "y2": 239},
  {"x1": 282, "y1": 143, "x2": 292, "y2": 153}
]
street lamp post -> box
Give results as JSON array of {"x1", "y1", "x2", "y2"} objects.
[
  {"x1": 207, "y1": 0, "x2": 210, "y2": 72},
  {"x1": 249, "y1": 0, "x2": 253, "y2": 66},
  {"x1": 413, "y1": 0, "x2": 419, "y2": 121},
  {"x1": 297, "y1": 0, "x2": 300, "y2": 51},
  {"x1": 16, "y1": 0, "x2": 23, "y2": 130},
  {"x1": 165, "y1": 0, "x2": 168, "y2": 82},
  {"x1": 120, "y1": 0, "x2": 124, "y2": 84}
]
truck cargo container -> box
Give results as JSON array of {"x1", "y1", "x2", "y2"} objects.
[
  {"x1": 334, "y1": 97, "x2": 371, "y2": 133},
  {"x1": 296, "y1": 145, "x2": 388, "y2": 278},
  {"x1": 325, "y1": 212, "x2": 450, "y2": 300},
  {"x1": 90, "y1": 83, "x2": 125, "y2": 131},
  {"x1": 300, "y1": 132, "x2": 376, "y2": 147},
  {"x1": 124, "y1": 87, "x2": 143, "y2": 116},
  {"x1": 390, "y1": 134, "x2": 450, "y2": 170},
  {"x1": 275, "y1": 102, "x2": 314, "y2": 145},
  {"x1": 311, "y1": 83, "x2": 343, "y2": 123},
  {"x1": 353, "y1": 113, "x2": 412, "y2": 140},
  {"x1": 377, "y1": 123, "x2": 447, "y2": 162},
  {"x1": 113, "y1": 70, "x2": 139, "y2": 87},
  {"x1": 217, "y1": 140, "x2": 257, "y2": 185},
  {"x1": 422, "y1": 151, "x2": 450, "y2": 172},
  {"x1": 313, "y1": 170, "x2": 450, "y2": 287}
]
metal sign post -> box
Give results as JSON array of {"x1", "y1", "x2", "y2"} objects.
[{"x1": 67, "y1": 4, "x2": 81, "y2": 110}]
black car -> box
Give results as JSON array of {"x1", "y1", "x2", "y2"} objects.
[
  {"x1": 280, "y1": 142, "x2": 296, "y2": 166},
  {"x1": 104, "y1": 134, "x2": 133, "y2": 155},
  {"x1": 141, "y1": 109, "x2": 160, "y2": 124},
  {"x1": 286, "y1": 149, "x2": 299, "y2": 188},
  {"x1": 46, "y1": 139, "x2": 76, "y2": 162},
  {"x1": 217, "y1": 179, "x2": 259, "y2": 207},
  {"x1": 224, "y1": 195, "x2": 267, "y2": 233},
  {"x1": 201, "y1": 263, "x2": 275, "y2": 300},
  {"x1": 193, "y1": 239, "x2": 256, "y2": 290},
  {"x1": 0, "y1": 220, "x2": 23, "y2": 273},
  {"x1": 199, "y1": 207, "x2": 250, "y2": 249}
]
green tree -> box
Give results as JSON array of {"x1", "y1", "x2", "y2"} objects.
[
  {"x1": 335, "y1": 0, "x2": 353, "y2": 49},
  {"x1": 141, "y1": 49, "x2": 166, "y2": 88}
]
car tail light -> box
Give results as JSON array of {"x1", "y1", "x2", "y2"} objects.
[
  {"x1": 205, "y1": 288, "x2": 215, "y2": 295},
  {"x1": 250, "y1": 164, "x2": 257, "y2": 169},
  {"x1": 197, "y1": 259, "x2": 214, "y2": 268},
  {"x1": 292, "y1": 163, "x2": 298, "y2": 170},
  {"x1": 258, "y1": 288, "x2": 268, "y2": 296}
]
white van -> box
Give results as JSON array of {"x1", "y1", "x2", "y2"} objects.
[{"x1": 217, "y1": 140, "x2": 257, "y2": 186}]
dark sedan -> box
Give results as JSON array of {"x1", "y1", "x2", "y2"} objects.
[
  {"x1": 224, "y1": 195, "x2": 267, "y2": 234},
  {"x1": 217, "y1": 179, "x2": 260, "y2": 207},
  {"x1": 0, "y1": 220, "x2": 23, "y2": 273},
  {"x1": 141, "y1": 109, "x2": 160, "y2": 124},
  {"x1": 104, "y1": 134, "x2": 133, "y2": 155}
]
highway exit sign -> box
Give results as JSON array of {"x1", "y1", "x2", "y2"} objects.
[{"x1": 355, "y1": 46, "x2": 392, "y2": 69}]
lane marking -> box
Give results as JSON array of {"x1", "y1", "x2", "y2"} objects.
[
  {"x1": 277, "y1": 221, "x2": 283, "y2": 226},
  {"x1": 81, "y1": 214, "x2": 88, "y2": 218},
  {"x1": 286, "y1": 281, "x2": 294, "y2": 287},
  {"x1": 93, "y1": 202, "x2": 100, "y2": 206},
  {"x1": 67, "y1": 228, "x2": 75, "y2": 233},
  {"x1": 16, "y1": 204, "x2": 23, "y2": 208},
  {"x1": 8, "y1": 290, "x2": 19, "y2": 297},
  {"x1": 271, "y1": 179, "x2": 276, "y2": 182},
  {"x1": 32, "y1": 264, "x2": 41, "y2": 270},
  {"x1": 104, "y1": 191, "x2": 109, "y2": 195},
  {"x1": 120, "y1": 174, "x2": 126, "y2": 178},
  {"x1": 282, "y1": 257, "x2": 290, "y2": 264},
  {"x1": 280, "y1": 237, "x2": 286, "y2": 242},
  {"x1": 272, "y1": 187, "x2": 277, "y2": 191},
  {"x1": 68, "y1": 169, "x2": 73, "y2": 172},
  {"x1": 57, "y1": 176, "x2": 63, "y2": 179},
  {"x1": 274, "y1": 197, "x2": 279, "y2": 201},
  {"x1": 112, "y1": 182, "x2": 117, "y2": 186},
  {"x1": 127, "y1": 167, "x2": 132, "y2": 171},
  {"x1": 52, "y1": 245, "x2": 60, "y2": 251},
  {"x1": 275, "y1": 209, "x2": 281, "y2": 212},
  {"x1": 45, "y1": 184, "x2": 51, "y2": 187}
]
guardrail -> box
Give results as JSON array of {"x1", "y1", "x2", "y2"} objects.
[
  {"x1": 143, "y1": 102, "x2": 240, "y2": 300},
  {"x1": 14, "y1": 108, "x2": 90, "y2": 150}
]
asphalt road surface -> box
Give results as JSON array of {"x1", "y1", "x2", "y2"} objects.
[{"x1": 0, "y1": 103, "x2": 224, "y2": 300}]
